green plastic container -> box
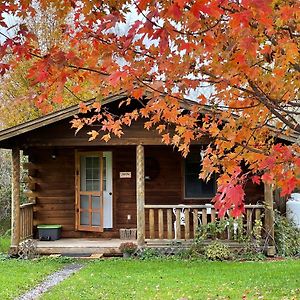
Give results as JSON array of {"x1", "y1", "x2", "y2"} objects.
[{"x1": 37, "y1": 225, "x2": 62, "y2": 241}]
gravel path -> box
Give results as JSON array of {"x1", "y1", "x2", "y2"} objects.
[{"x1": 16, "y1": 263, "x2": 83, "y2": 300}]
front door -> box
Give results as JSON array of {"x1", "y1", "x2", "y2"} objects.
[{"x1": 75, "y1": 151, "x2": 113, "y2": 232}]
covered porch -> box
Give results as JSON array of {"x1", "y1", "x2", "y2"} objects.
[{"x1": 11, "y1": 144, "x2": 275, "y2": 255}]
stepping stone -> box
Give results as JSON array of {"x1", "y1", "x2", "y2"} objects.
[{"x1": 90, "y1": 253, "x2": 103, "y2": 259}]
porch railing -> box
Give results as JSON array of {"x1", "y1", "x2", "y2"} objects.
[
  {"x1": 20, "y1": 203, "x2": 34, "y2": 241},
  {"x1": 144, "y1": 204, "x2": 264, "y2": 241}
]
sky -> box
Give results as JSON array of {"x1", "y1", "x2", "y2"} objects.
[{"x1": 0, "y1": 13, "x2": 19, "y2": 44}]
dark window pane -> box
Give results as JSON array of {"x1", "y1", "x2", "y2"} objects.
[
  {"x1": 92, "y1": 157, "x2": 99, "y2": 168},
  {"x1": 92, "y1": 168, "x2": 100, "y2": 179},
  {"x1": 86, "y1": 180, "x2": 93, "y2": 191},
  {"x1": 86, "y1": 169, "x2": 93, "y2": 179},
  {"x1": 184, "y1": 152, "x2": 216, "y2": 198},
  {"x1": 86, "y1": 157, "x2": 93, "y2": 168}
]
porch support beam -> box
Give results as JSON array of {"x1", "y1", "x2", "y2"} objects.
[
  {"x1": 264, "y1": 183, "x2": 275, "y2": 256},
  {"x1": 11, "y1": 147, "x2": 21, "y2": 253},
  {"x1": 136, "y1": 144, "x2": 145, "y2": 247}
]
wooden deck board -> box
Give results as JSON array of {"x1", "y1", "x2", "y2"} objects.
[{"x1": 36, "y1": 238, "x2": 135, "y2": 255}]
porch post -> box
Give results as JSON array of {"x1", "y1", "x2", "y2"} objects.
[
  {"x1": 11, "y1": 147, "x2": 21, "y2": 253},
  {"x1": 136, "y1": 144, "x2": 145, "y2": 247},
  {"x1": 264, "y1": 183, "x2": 275, "y2": 256}
]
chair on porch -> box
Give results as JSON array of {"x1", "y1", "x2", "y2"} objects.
[
  {"x1": 173, "y1": 206, "x2": 186, "y2": 239},
  {"x1": 173, "y1": 205, "x2": 206, "y2": 239}
]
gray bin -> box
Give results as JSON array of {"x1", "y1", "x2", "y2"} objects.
[{"x1": 37, "y1": 225, "x2": 62, "y2": 241}]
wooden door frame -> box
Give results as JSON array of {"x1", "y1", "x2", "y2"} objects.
[{"x1": 75, "y1": 150, "x2": 104, "y2": 232}]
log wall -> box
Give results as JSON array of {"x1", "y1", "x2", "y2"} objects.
[{"x1": 27, "y1": 146, "x2": 264, "y2": 239}]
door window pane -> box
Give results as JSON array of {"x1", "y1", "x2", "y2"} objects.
[
  {"x1": 80, "y1": 195, "x2": 89, "y2": 209},
  {"x1": 92, "y1": 181, "x2": 100, "y2": 191},
  {"x1": 86, "y1": 180, "x2": 93, "y2": 191},
  {"x1": 80, "y1": 212, "x2": 89, "y2": 225},
  {"x1": 92, "y1": 168, "x2": 100, "y2": 179},
  {"x1": 80, "y1": 156, "x2": 101, "y2": 191},
  {"x1": 92, "y1": 196, "x2": 100, "y2": 209},
  {"x1": 92, "y1": 212, "x2": 100, "y2": 226}
]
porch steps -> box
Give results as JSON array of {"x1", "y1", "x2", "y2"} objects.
[
  {"x1": 36, "y1": 238, "x2": 127, "y2": 256},
  {"x1": 37, "y1": 246, "x2": 121, "y2": 255},
  {"x1": 49, "y1": 253, "x2": 105, "y2": 259}
]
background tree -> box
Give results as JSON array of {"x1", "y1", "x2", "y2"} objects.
[
  {"x1": 0, "y1": 4, "x2": 95, "y2": 127},
  {"x1": 0, "y1": 0, "x2": 299, "y2": 215},
  {"x1": 0, "y1": 4, "x2": 95, "y2": 229}
]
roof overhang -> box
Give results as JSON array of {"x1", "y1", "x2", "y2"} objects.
[
  {"x1": 0, "y1": 92, "x2": 127, "y2": 144},
  {"x1": 0, "y1": 90, "x2": 298, "y2": 147}
]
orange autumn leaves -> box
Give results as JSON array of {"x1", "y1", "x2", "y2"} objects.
[{"x1": 1, "y1": 0, "x2": 300, "y2": 215}]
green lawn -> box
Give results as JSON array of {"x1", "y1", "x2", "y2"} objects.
[
  {"x1": 0, "y1": 217, "x2": 10, "y2": 253},
  {"x1": 0, "y1": 259, "x2": 66, "y2": 300},
  {"x1": 0, "y1": 235, "x2": 10, "y2": 253},
  {"x1": 41, "y1": 259, "x2": 300, "y2": 300}
]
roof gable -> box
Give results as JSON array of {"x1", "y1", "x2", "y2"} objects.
[{"x1": 0, "y1": 93, "x2": 127, "y2": 143}]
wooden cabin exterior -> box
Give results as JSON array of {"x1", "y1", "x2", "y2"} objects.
[{"x1": 0, "y1": 93, "x2": 276, "y2": 254}]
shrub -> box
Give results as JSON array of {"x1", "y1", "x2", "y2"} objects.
[
  {"x1": 119, "y1": 242, "x2": 137, "y2": 254},
  {"x1": 274, "y1": 212, "x2": 300, "y2": 257},
  {"x1": 204, "y1": 241, "x2": 231, "y2": 261}
]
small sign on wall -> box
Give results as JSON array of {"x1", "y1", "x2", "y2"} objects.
[{"x1": 120, "y1": 172, "x2": 131, "y2": 178}]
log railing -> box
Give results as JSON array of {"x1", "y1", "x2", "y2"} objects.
[
  {"x1": 20, "y1": 203, "x2": 34, "y2": 241},
  {"x1": 144, "y1": 204, "x2": 264, "y2": 241}
]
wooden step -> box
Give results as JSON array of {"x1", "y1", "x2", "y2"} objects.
[{"x1": 36, "y1": 238, "x2": 125, "y2": 255}]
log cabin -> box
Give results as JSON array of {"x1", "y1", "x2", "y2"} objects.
[{"x1": 0, "y1": 92, "x2": 286, "y2": 256}]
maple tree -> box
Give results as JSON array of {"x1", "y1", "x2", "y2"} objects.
[{"x1": 0, "y1": 0, "x2": 300, "y2": 215}]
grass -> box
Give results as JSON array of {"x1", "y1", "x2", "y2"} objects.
[
  {"x1": 0, "y1": 217, "x2": 10, "y2": 253},
  {"x1": 0, "y1": 217, "x2": 10, "y2": 234},
  {"x1": 0, "y1": 259, "x2": 66, "y2": 300},
  {"x1": 41, "y1": 259, "x2": 300, "y2": 300},
  {"x1": 0, "y1": 235, "x2": 10, "y2": 253},
  {"x1": 0, "y1": 218, "x2": 68, "y2": 300}
]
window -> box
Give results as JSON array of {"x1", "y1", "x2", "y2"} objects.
[
  {"x1": 80, "y1": 156, "x2": 100, "y2": 192},
  {"x1": 184, "y1": 151, "x2": 216, "y2": 198}
]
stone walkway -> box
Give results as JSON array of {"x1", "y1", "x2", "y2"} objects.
[{"x1": 16, "y1": 263, "x2": 83, "y2": 300}]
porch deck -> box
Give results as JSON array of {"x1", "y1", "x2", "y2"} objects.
[
  {"x1": 36, "y1": 238, "x2": 134, "y2": 255},
  {"x1": 35, "y1": 238, "x2": 248, "y2": 256}
]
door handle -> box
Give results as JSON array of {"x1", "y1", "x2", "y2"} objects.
[{"x1": 109, "y1": 192, "x2": 112, "y2": 195}]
